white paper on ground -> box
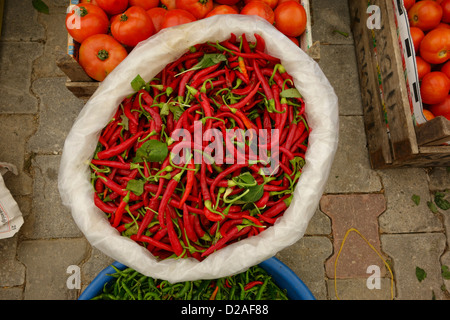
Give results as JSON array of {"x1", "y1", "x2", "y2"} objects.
[
  {"x1": 58, "y1": 15, "x2": 339, "y2": 283},
  {"x1": 0, "y1": 162, "x2": 24, "y2": 240}
]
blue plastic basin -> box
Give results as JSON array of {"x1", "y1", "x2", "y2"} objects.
[{"x1": 78, "y1": 257, "x2": 315, "y2": 300}]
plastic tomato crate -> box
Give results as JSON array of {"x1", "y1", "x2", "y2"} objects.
[
  {"x1": 57, "y1": 0, "x2": 320, "y2": 101},
  {"x1": 349, "y1": 0, "x2": 450, "y2": 169}
]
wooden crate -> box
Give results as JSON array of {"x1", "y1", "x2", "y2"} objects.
[
  {"x1": 349, "y1": 0, "x2": 450, "y2": 169},
  {"x1": 58, "y1": 1, "x2": 320, "y2": 102}
]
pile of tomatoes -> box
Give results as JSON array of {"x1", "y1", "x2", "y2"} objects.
[
  {"x1": 406, "y1": 0, "x2": 450, "y2": 121},
  {"x1": 65, "y1": 0, "x2": 308, "y2": 82}
]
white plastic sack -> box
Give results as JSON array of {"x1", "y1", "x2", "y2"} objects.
[
  {"x1": 0, "y1": 162, "x2": 24, "y2": 239},
  {"x1": 58, "y1": 15, "x2": 339, "y2": 283}
]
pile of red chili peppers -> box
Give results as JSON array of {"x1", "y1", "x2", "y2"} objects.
[{"x1": 90, "y1": 33, "x2": 309, "y2": 261}]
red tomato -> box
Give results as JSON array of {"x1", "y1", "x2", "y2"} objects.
[
  {"x1": 416, "y1": 56, "x2": 431, "y2": 80},
  {"x1": 289, "y1": 36, "x2": 300, "y2": 46},
  {"x1": 422, "y1": 109, "x2": 435, "y2": 120},
  {"x1": 441, "y1": 61, "x2": 450, "y2": 79},
  {"x1": 79, "y1": 34, "x2": 128, "y2": 81},
  {"x1": 111, "y1": 6, "x2": 156, "y2": 47},
  {"x1": 215, "y1": 0, "x2": 240, "y2": 4},
  {"x1": 403, "y1": 0, "x2": 416, "y2": 10},
  {"x1": 408, "y1": 0, "x2": 443, "y2": 31},
  {"x1": 436, "y1": 22, "x2": 450, "y2": 29},
  {"x1": 419, "y1": 28, "x2": 450, "y2": 64},
  {"x1": 80, "y1": 0, "x2": 100, "y2": 5},
  {"x1": 274, "y1": 1, "x2": 307, "y2": 37},
  {"x1": 420, "y1": 71, "x2": 450, "y2": 104},
  {"x1": 96, "y1": 0, "x2": 129, "y2": 15},
  {"x1": 277, "y1": 0, "x2": 299, "y2": 4},
  {"x1": 147, "y1": 7, "x2": 167, "y2": 32},
  {"x1": 244, "y1": 0, "x2": 278, "y2": 9},
  {"x1": 129, "y1": 0, "x2": 159, "y2": 10},
  {"x1": 66, "y1": 3, "x2": 109, "y2": 44},
  {"x1": 160, "y1": 9, "x2": 197, "y2": 29},
  {"x1": 205, "y1": 5, "x2": 239, "y2": 17},
  {"x1": 241, "y1": 1, "x2": 275, "y2": 24},
  {"x1": 429, "y1": 94, "x2": 450, "y2": 120},
  {"x1": 441, "y1": 0, "x2": 450, "y2": 23},
  {"x1": 175, "y1": 0, "x2": 214, "y2": 19},
  {"x1": 161, "y1": 0, "x2": 176, "y2": 9},
  {"x1": 409, "y1": 27, "x2": 424, "y2": 53}
]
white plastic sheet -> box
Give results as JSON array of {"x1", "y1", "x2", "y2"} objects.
[
  {"x1": 0, "y1": 162, "x2": 24, "y2": 239},
  {"x1": 58, "y1": 15, "x2": 339, "y2": 283}
]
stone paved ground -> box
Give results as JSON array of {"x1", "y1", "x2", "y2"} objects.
[{"x1": 0, "y1": 0, "x2": 449, "y2": 300}]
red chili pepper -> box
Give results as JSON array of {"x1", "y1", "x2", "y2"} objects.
[
  {"x1": 178, "y1": 160, "x2": 195, "y2": 209},
  {"x1": 234, "y1": 109, "x2": 258, "y2": 132},
  {"x1": 166, "y1": 206, "x2": 184, "y2": 256},
  {"x1": 111, "y1": 191, "x2": 130, "y2": 228},
  {"x1": 142, "y1": 104, "x2": 162, "y2": 133},
  {"x1": 201, "y1": 226, "x2": 240, "y2": 257},
  {"x1": 96, "y1": 131, "x2": 144, "y2": 160},
  {"x1": 219, "y1": 81, "x2": 261, "y2": 111},
  {"x1": 158, "y1": 176, "x2": 180, "y2": 228},
  {"x1": 262, "y1": 195, "x2": 293, "y2": 218},
  {"x1": 137, "y1": 197, "x2": 159, "y2": 238},
  {"x1": 95, "y1": 171, "x2": 128, "y2": 197},
  {"x1": 254, "y1": 191, "x2": 270, "y2": 208},
  {"x1": 130, "y1": 233, "x2": 173, "y2": 253},
  {"x1": 190, "y1": 63, "x2": 222, "y2": 87},
  {"x1": 244, "y1": 280, "x2": 264, "y2": 291},
  {"x1": 219, "y1": 218, "x2": 242, "y2": 237},
  {"x1": 252, "y1": 58, "x2": 274, "y2": 106},
  {"x1": 238, "y1": 57, "x2": 249, "y2": 82},
  {"x1": 209, "y1": 163, "x2": 247, "y2": 205},
  {"x1": 94, "y1": 192, "x2": 116, "y2": 214},
  {"x1": 91, "y1": 160, "x2": 131, "y2": 170},
  {"x1": 182, "y1": 203, "x2": 198, "y2": 243},
  {"x1": 255, "y1": 49, "x2": 281, "y2": 63},
  {"x1": 254, "y1": 33, "x2": 266, "y2": 52},
  {"x1": 178, "y1": 70, "x2": 195, "y2": 97}
]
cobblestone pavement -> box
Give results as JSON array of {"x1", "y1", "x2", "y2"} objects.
[{"x1": 1, "y1": 0, "x2": 449, "y2": 300}]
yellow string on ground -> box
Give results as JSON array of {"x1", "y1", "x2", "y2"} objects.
[{"x1": 333, "y1": 227, "x2": 394, "y2": 300}]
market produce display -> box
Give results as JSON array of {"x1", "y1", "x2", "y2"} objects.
[
  {"x1": 89, "y1": 32, "x2": 309, "y2": 261},
  {"x1": 92, "y1": 264, "x2": 289, "y2": 300},
  {"x1": 65, "y1": 0, "x2": 308, "y2": 81},
  {"x1": 407, "y1": 0, "x2": 450, "y2": 120}
]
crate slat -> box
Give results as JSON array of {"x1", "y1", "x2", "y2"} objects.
[
  {"x1": 349, "y1": 0, "x2": 393, "y2": 168},
  {"x1": 349, "y1": 0, "x2": 450, "y2": 168}
]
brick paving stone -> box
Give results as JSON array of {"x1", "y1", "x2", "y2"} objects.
[
  {"x1": 1, "y1": 0, "x2": 45, "y2": 42},
  {"x1": 0, "y1": 287, "x2": 23, "y2": 300},
  {"x1": 33, "y1": 10, "x2": 68, "y2": 79},
  {"x1": 428, "y1": 167, "x2": 450, "y2": 191},
  {"x1": 321, "y1": 194, "x2": 387, "y2": 279},
  {"x1": 327, "y1": 278, "x2": 393, "y2": 300},
  {"x1": 304, "y1": 207, "x2": 332, "y2": 235},
  {"x1": 381, "y1": 233, "x2": 448, "y2": 300},
  {"x1": 0, "y1": 115, "x2": 35, "y2": 197},
  {"x1": 442, "y1": 251, "x2": 450, "y2": 296},
  {"x1": 27, "y1": 77, "x2": 84, "y2": 154},
  {"x1": 311, "y1": 0, "x2": 354, "y2": 46},
  {"x1": 17, "y1": 238, "x2": 89, "y2": 300},
  {"x1": 318, "y1": 45, "x2": 363, "y2": 116},
  {"x1": 80, "y1": 247, "x2": 115, "y2": 295},
  {"x1": 276, "y1": 236, "x2": 333, "y2": 300},
  {"x1": 0, "y1": 235, "x2": 25, "y2": 287},
  {"x1": 20, "y1": 155, "x2": 82, "y2": 239},
  {"x1": 325, "y1": 117, "x2": 382, "y2": 194},
  {"x1": 0, "y1": 42, "x2": 43, "y2": 114},
  {"x1": 378, "y1": 168, "x2": 443, "y2": 234}
]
